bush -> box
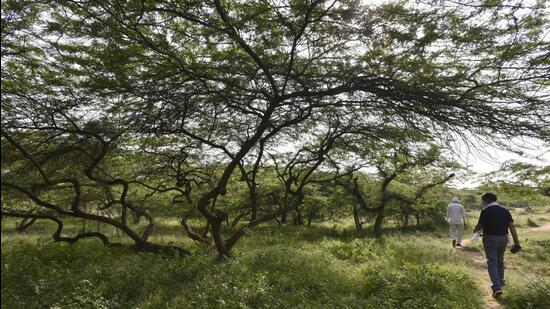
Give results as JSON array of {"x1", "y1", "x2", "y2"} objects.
[{"x1": 504, "y1": 279, "x2": 550, "y2": 309}]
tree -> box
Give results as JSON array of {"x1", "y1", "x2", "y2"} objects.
[
  {"x1": 478, "y1": 160, "x2": 550, "y2": 208},
  {"x1": 2, "y1": 0, "x2": 549, "y2": 256},
  {"x1": 496, "y1": 160, "x2": 550, "y2": 197},
  {"x1": 335, "y1": 141, "x2": 455, "y2": 236}
]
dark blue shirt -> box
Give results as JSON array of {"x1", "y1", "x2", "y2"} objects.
[{"x1": 478, "y1": 203, "x2": 514, "y2": 236}]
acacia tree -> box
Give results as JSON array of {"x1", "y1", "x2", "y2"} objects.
[
  {"x1": 475, "y1": 160, "x2": 550, "y2": 209},
  {"x1": 492, "y1": 161, "x2": 550, "y2": 197},
  {"x1": 334, "y1": 137, "x2": 456, "y2": 235},
  {"x1": 2, "y1": 0, "x2": 549, "y2": 256}
]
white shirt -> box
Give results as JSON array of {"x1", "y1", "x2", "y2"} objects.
[
  {"x1": 482, "y1": 201, "x2": 500, "y2": 210},
  {"x1": 447, "y1": 203, "x2": 466, "y2": 225}
]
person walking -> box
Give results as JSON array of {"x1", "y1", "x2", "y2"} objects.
[
  {"x1": 447, "y1": 196, "x2": 466, "y2": 248},
  {"x1": 473, "y1": 192, "x2": 521, "y2": 298}
]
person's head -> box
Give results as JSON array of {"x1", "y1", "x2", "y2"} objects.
[
  {"x1": 451, "y1": 196, "x2": 460, "y2": 203},
  {"x1": 481, "y1": 192, "x2": 497, "y2": 205}
]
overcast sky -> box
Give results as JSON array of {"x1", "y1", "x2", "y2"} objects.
[
  {"x1": 467, "y1": 145, "x2": 549, "y2": 173},
  {"x1": 447, "y1": 137, "x2": 549, "y2": 188}
]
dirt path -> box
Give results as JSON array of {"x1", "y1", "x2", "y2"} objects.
[
  {"x1": 528, "y1": 222, "x2": 550, "y2": 232},
  {"x1": 457, "y1": 237, "x2": 501, "y2": 309},
  {"x1": 456, "y1": 222, "x2": 550, "y2": 309}
]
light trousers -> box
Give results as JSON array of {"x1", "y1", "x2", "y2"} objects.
[{"x1": 449, "y1": 223, "x2": 464, "y2": 243}]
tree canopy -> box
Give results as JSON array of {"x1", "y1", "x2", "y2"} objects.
[{"x1": 2, "y1": 0, "x2": 549, "y2": 256}]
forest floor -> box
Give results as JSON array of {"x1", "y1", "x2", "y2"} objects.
[{"x1": 2, "y1": 207, "x2": 549, "y2": 308}]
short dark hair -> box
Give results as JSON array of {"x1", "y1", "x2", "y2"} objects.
[{"x1": 481, "y1": 192, "x2": 497, "y2": 204}]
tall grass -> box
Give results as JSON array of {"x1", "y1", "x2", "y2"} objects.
[
  {"x1": 502, "y1": 276, "x2": 550, "y2": 309},
  {"x1": 2, "y1": 217, "x2": 485, "y2": 308},
  {"x1": 5, "y1": 208, "x2": 550, "y2": 308}
]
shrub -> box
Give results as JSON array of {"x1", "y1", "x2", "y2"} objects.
[
  {"x1": 360, "y1": 263, "x2": 480, "y2": 308},
  {"x1": 504, "y1": 279, "x2": 550, "y2": 309}
]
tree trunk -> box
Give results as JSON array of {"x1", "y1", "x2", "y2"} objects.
[
  {"x1": 16, "y1": 217, "x2": 37, "y2": 232},
  {"x1": 293, "y1": 208, "x2": 303, "y2": 225},
  {"x1": 352, "y1": 205, "x2": 362, "y2": 231},
  {"x1": 209, "y1": 214, "x2": 230, "y2": 257},
  {"x1": 307, "y1": 208, "x2": 316, "y2": 226},
  {"x1": 281, "y1": 211, "x2": 288, "y2": 224},
  {"x1": 374, "y1": 208, "x2": 384, "y2": 238}
]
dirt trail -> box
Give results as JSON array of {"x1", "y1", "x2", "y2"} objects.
[
  {"x1": 528, "y1": 222, "x2": 550, "y2": 232},
  {"x1": 457, "y1": 237, "x2": 501, "y2": 309},
  {"x1": 456, "y1": 222, "x2": 550, "y2": 309}
]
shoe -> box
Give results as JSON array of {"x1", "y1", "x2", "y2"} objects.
[
  {"x1": 452, "y1": 240, "x2": 456, "y2": 248},
  {"x1": 492, "y1": 290, "x2": 502, "y2": 298},
  {"x1": 456, "y1": 243, "x2": 462, "y2": 247}
]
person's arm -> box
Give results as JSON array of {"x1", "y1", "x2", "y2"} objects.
[
  {"x1": 473, "y1": 223, "x2": 482, "y2": 233},
  {"x1": 461, "y1": 205, "x2": 467, "y2": 227},
  {"x1": 473, "y1": 210, "x2": 484, "y2": 233},
  {"x1": 509, "y1": 222, "x2": 520, "y2": 246}
]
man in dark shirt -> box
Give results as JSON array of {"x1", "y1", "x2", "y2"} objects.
[{"x1": 473, "y1": 192, "x2": 521, "y2": 298}]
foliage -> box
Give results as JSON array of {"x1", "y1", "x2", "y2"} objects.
[
  {"x1": 2, "y1": 0, "x2": 549, "y2": 256},
  {"x1": 482, "y1": 161, "x2": 550, "y2": 203},
  {"x1": 476, "y1": 179, "x2": 550, "y2": 209},
  {"x1": 3, "y1": 203, "x2": 550, "y2": 308},
  {"x1": 503, "y1": 278, "x2": 550, "y2": 309},
  {"x1": 1, "y1": 221, "x2": 482, "y2": 308}
]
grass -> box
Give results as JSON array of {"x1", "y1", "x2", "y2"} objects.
[
  {"x1": 502, "y1": 275, "x2": 550, "y2": 309},
  {"x1": 2, "y1": 205, "x2": 549, "y2": 308},
  {"x1": 526, "y1": 218, "x2": 539, "y2": 227}
]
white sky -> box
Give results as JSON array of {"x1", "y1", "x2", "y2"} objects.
[
  {"x1": 447, "y1": 137, "x2": 550, "y2": 188},
  {"x1": 464, "y1": 145, "x2": 549, "y2": 173}
]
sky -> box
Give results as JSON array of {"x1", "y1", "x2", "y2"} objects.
[
  {"x1": 447, "y1": 137, "x2": 550, "y2": 188},
  {"x1": 464, "y1": 144, "x2": 549, "y2": 173}
]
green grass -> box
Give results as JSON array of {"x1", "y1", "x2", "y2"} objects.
[
  {"x1": 0, "y1": 237, "x2": 480, "y2": 308},
  {"x1": 502, "y1": 276, "x2": 550, "y2": 309},
  {"x1": 526, "y1": 218, "x2": 539, "y2": 228},
  {"x1": 2, "y1": 206, "x2": 549, "y2": 308}
]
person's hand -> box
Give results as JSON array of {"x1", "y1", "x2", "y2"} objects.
[{"x1": 510, "y1": 244, "x2": 522, "y2": 253}]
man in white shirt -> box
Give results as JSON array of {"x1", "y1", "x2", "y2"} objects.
[{"x1": 447, "y1": 196, "x2": 467, "y2": 248}]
